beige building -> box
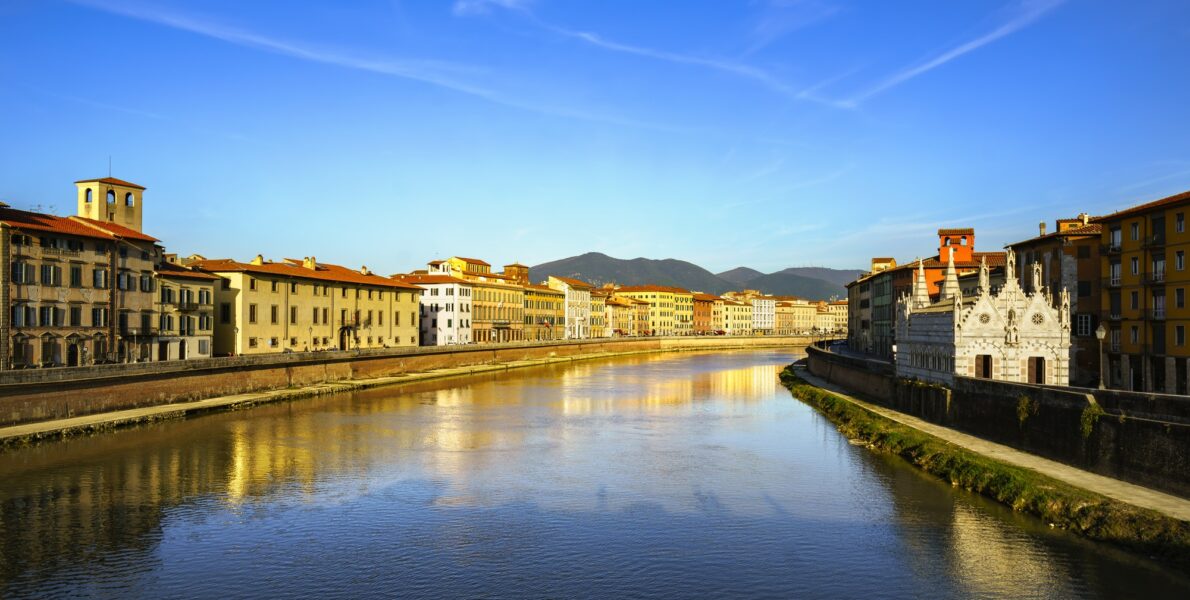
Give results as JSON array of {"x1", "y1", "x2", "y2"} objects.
[
  {"x1": 522, "y1": 283, "x2": 565, "y2": 341},
  {"x1": 814, "y1": 300, "x2": 848, "y2": 333},
  {"x1": 616, "y1": 285, "x2": 689, "y2": 336},
  {"x1": 3, "y1": 177, "x2": 164, "y2": 368},
  {"x1": 194, "y1": 255, "x2": 422, "y2": 355},
  {"x1": 155, "y1": 258, "x2": 219, "y2": 360},
  {"x1": 723, "y1": 299, "x2": 753, "y2": 335},
  {"x1": 605, "y1": 296, "x2": 637, "y2": 336},
  {"x1": 590, "y1": 290, "x2": 608, "y2": 338}
]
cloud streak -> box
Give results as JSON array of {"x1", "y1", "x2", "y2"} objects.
[
  {"x1": 67, "y1": 0, "x2": 684, "y2": 131},
  {"x1": 843, "y1": 0, "x2": 1065, "y2": 106}
]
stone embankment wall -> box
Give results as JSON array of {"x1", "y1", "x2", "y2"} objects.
[
  {"x1": 0, "y1": 336, "x2": 808, "y2": 428},
  {"x1": 807, "y1": 345, "x2": 1190, "y2": 498}
]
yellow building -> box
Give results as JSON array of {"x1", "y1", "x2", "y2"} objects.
[
  {"x1": 775, "y1": 301, "x2": 796, "y2": 335},
  {"x1": 590, "y1": 290, "x2": 608, "y2": 338},
  {"x1": 429, "y1": 257, "x2": 524, "y2": 343},
  {"x1": 615, "y1": 285, "x2": 689, "y2": 336},
  {"x1": 629, "y1": 297, "x2": 651, "y2": 336},
  {"x1": 522, "y1": 283, "x2": 565, "y2": 341},
  {"x1": 155, "y1": 258, "x2": 219, "y2": 360},
  {"x1": 193, "y1": 255, "x2": 422, "y2": 355},
  {"x1": 605, "y1": 296, "x2": 636, "y2": 336},
  {"x1": 673, "y1": 289, "x2": 694, "y2": 335},
  {"x1": 723, "y1": 299, "x2": 753, "y2": 335}
]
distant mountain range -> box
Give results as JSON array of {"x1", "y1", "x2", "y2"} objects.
[{"x1": 529, "y1": 252, "x2": 861, "y2": 301}]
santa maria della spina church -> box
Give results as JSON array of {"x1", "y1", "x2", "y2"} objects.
[{"x1": 895, "y1": 248, "x2": 1072, "y2": 386}]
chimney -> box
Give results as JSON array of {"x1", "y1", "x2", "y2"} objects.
[
  {"x1": 1039, "y1": 221, "x2": 1047, "y2": 237},
  {"x1": 303, "y1": 256, "x2": 317, "y2": 270},
  {"x1": 360, "y1": 265, "x2": 370, "y2": 275},
  {"x1": 1079, "y1": 212, "x2": 1090, "y2": 225},
  {"x1": 250, "y1": 254, "x2": 265, "y2": 265}
]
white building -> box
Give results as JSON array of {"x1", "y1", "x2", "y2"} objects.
[
  {"x1": 548, "y1": 276, "x2": 591, "y2": 339},
  {"x1": 750, "y1": 297, "x2": 775, "y2": 334},
  {"x1": 895, "y1": 253, "x2": 1071, "y2": 386},
  {"x1": 395, "y1": 273, "x2": 473, "y2": 346}
]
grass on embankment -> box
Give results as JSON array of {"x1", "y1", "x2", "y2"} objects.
[{"x1": 779, "y1": 365, "x2": 1190, "y2": 568}]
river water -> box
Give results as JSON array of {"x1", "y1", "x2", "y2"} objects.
[{"x1": 0, "y1": 350, "x2": 1186, "y2": 598}]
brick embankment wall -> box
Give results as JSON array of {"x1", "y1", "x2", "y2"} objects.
[
  {"x1": 0, "y1": 336, "x2": 807, "y2": 428},
  {"x1": 806, "y1": 346, "x2": 1190, "y2": 499}
]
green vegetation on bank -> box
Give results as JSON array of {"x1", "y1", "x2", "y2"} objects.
[{"x1": 779, "y1": 365, "x2": 1190, "y2": 568}]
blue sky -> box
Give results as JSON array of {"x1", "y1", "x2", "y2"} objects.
[{"x1": 2, "y1": 0, "x2": 1189, "y2": 274}]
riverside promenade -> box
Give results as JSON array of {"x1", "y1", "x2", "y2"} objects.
[{"x1": 794, "y1": 364, "x2": 1190, "y2": 522}]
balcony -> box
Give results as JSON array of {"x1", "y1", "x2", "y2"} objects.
[
  {"x1": 38, "y1": 247, "x2": 82, "y2": 259},
  {"x1": 493, "y1": 319, "x2": 511, "y2": 329},
  {"x1": 1101, "y1": 243, "x2": 1122, "y2": 254},
  {"x1": 1104, "y1": 312, "x2": 1123, "y2": 321},
  {"x1": 1152, "y1": 308, "x2": 1166, "y2": 320},
  {"x1": 119, "y1": 326, "x2": 158, "y2": 337},
  {"x1": 1144, "y1": 272, "x2": 1166, "y2": 285},
  {"x1": 1144, "y1": 235, "x2": 1166, "y2": 249},
  {"x1": 1109, "y1": 341, "x2": 1121, "y2": 352},
  {"x1": 174, "y1": 301, "x2": 200, "y2": 311},
  {"x1": 1107, "y1": 277, "x2": 1121, "y2": 288}
]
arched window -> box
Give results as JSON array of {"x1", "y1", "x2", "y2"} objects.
[
  {"x1": 125, "y1": 192, "x2": 134, "y2": 207},
  {"x1": 106, "y1": 190, "x2": 116, "y2": 204},
  {"x1": 85, "y1": 189, "x2": 93, "y2": 203}
]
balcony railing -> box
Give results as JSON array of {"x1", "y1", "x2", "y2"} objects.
[
  {"x1": 493, "y1": 319, "x2": 511, "y2": 329},
  {"x1": 1152, "y1": 308, "x2": 1166, "y2": 320},
  {"x1": 174, "y1": 301, "x2": 200, "y2": 311},
  {"x1": 119, "y1": 326, "x2": 158, "y2": 337},
  {"x1": 1144, "y1": 235, "x2": 1166, "y2": 248},
  {"x1": 1107, "y1": 277, "x2": 1121, "y2": 287},
  {"x1": 1109, "y1": 341, "x2": 1121, "y2": 352},
  {"x1": 1105, "y1": 312, "x2": 1122, "y2": 321},
  {"x1": 1144, "y1": 272, "x2": 1166, "y2": 285},
  {"x1": 1101, "y1": 244, "x2": 1122, "y2": 254}
]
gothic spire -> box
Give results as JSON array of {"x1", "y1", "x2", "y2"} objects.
[
  {"x1": 940, "y1": 251, "x2": 960, "y2": 302},
  {"x1": 912, "y1": 259, "x2": 930, "y2": 308}
]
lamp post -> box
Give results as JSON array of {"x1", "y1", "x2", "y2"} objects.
[{"x1": 1095, "y1": 323, "x2": 1107, "y2": 389}]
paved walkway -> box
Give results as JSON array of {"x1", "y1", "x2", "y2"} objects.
[
  {"x1": 795, "y1": 366, "x2": 1190, "y2": 522},
  {"x1": 0, "y1": 352, "x2": 643, "y2": 447}
]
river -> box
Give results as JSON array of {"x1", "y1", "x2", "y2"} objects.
[{"x1": 0, "y1": 349, "x2": 1186, "y2": 598}]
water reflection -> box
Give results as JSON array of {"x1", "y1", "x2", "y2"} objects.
[{"x1": 0, "y1": 350, "x2": 1185, "y2": 598}]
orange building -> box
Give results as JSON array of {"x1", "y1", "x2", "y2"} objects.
[{"x1": 692, "y1": 293, "x2": 716, "y2": 334}]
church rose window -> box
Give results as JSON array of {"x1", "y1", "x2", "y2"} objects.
[
  {"x1": 1032, "y1": 313, "x2": 1044, "y2": 324},
  {"x1": 979, "y1": 313, "x2": 990, "y2": 324}
]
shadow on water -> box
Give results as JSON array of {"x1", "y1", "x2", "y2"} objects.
[{"x1": 0, "y1": 349, "x2": 1186, "y2": 598}]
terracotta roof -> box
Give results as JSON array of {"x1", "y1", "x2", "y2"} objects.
[
  {"x1": 937, "y1": 228, "x2": 974, "y2": 235},
  {"x1": 393, "y1": 273, "x2": 471, "y2": 285},
  {"x1": 616, "y1": 284, "x2": 691, "y2": 294},
  {"x1": 452, "y1": 256, "x2": 490, "y2": 266},
  {"x1": 550, "y1": 276, "x2": 593, "y2": 289},
  {"x1": 156, "y1": 261, "x2": 221, "y2": 281},
  {"x1": 1093, "y1": 189, "x2": 1190, "y2": 223},
  {"x1": 0, "y1": 206, "x2": 159, "y2": 242},
  {"x1": 524, "y1": 283, "x2": 563, "y2": 293},
  {"x1": 194, "y1": 258, "x2": 423, "y2": 290},
  {"x1": 1007, "y1": 223, "x2": 1102, "y2": 248},
  {"x1": 70, "y1": 216, "x2": 159, "y2": 242},
  {"x1": 590, "y1": 289, "x2": 611, "y2": 297},
  {"x1": 74, "y1": 176, "x2": 145, "y2": 190},
  {"x1": 504, "y1": 262, "x2": 529, "y2": 268},
  {"x1": 884, "y1": 252, "x2": 1006, "y2": 274},
  {"x1": 692, "y1": 293, "x2": 720, "y2": 302}
]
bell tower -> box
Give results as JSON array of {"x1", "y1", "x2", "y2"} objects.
[{"x1": 75, "y1": 177, "x2": 145, "y2": 232}]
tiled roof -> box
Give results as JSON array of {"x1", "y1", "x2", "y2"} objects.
[
  {"x1": 938, "y1": 228, "x2": 975, "y2": 235},
  {"x1": 616, "y1": 284, "x2": 691, "y2": 294},
  {"x1": 393, "y1": 273, "x2": 471, "y2": 285},
  {"x1": 74, "y1": 176, "x2": 145, "y2": 190},
  {"x1": 524, "y1": 283, "x2": 564, "y2": 293},
  {"x1": 0, "y1": 206, "x2": 159, "y2": 242},
  {"x1": 156, "y1": 261, "x2": 221, "y2": 280},
  {"x1": 70, "y1": 216, "x2": 159, "y2": 242},
  {"x1": 1093, "y1": 189, "x2": 1190, "y2": 223},
  {"x1": 692, "y1": 293, "x2": 720, "y2": 301},
  {"x1": 884, "y1": 251, "x2": 1006, "y2": 274},
  {"x1": 194, "y1": 258, "x2": 423, "y2": 290},
  {"x1": 452, "y1": 256, "x2": 491, "y2": 266},
  {"x1": 1007, "y1": 223, "x2": 1102, "y2": 247},
  {"x1": 550, "y1": 276, "x2": 593, "y2": 289}
]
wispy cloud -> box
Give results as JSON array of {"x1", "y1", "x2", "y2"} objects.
[
  {"x1": 843, "y1": 0, "x2": 1065, "y2": 106},
  {"x1": 746, "y1": 0, "x2": 842, "y2": 55},
  {"x1": 452, "y1": 0, "x2": 532, "y2": 17},
  {"x1": 457, "y1": 3, "x2": 853, "y2": 109},
  {"x1": 67, "y1": 0, "x2": 681, "y2": 131}
]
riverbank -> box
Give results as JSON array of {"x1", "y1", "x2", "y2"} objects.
[
  {"x1": 0, "y1": 343, "x2": 798, "y2": 449},
  {"x1": 782, "y1": 364, "x2": 1190, "y2": 568}
]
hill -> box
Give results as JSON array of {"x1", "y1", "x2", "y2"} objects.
[
  {"x1": 529, "y1": 253, "x2": 860, "y2": 300},
  {"x1": 716, "y1": 267, "x2": 764, "y2": 286}
]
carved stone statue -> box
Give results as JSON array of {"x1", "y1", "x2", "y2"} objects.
[{"x1": 1032, "y1": 262, "x2": 1044, "y2": 294}]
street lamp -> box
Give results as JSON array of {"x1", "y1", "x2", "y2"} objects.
[{"x1": 1095, "y1": 322, "x2": 1107, "y2": 389}]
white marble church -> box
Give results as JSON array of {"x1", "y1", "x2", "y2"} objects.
[{"x1": 894, "y1": 251, "x2": 1071, "y2": 386}]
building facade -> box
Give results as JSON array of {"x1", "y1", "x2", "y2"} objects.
[
  {"x1": 395, "y1": 273, "x2": 473, "y2": 346},
  {"x1": 430, "y1": 257, "x2": 524, "y2": 343},
  {"x1": 154, "y1": 259, "x2": 218, "y2": 360},
  {"x1": 896, "y1": 254, "x2": 1071, "y2": 386},
  {"x1": 195, "y1": 256, "x2": 422, "y2": 355},
  {"x1": 522, "y1": 284, "x2": 565, "y2": 341},
  {"x1": 692, "y1": 293, "x2": 715, "y2": 334},
  {"x1": 547, "y1": 276, "x2": 592, "y2": 339}
]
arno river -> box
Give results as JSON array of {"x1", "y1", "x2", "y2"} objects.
[{"x1": 0, "y1": 350, "x2": 1186, "y2": 598}]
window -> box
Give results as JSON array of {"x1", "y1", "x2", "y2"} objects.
[
  {"x1": 1130, "y1": 326, "x2": 1139, "y2": 344},
  {"x1": 1178, "y1": 326, "x2": 1186, "y2": 347},
  {"x1": 93, "y1": 268, "x2": 108, "y2": 289},
  {"x1": 70, "y1": 306, "x2": 82, "y2": 326},
  {"x1": 1131, "y1": 257, "x2": 1139, "y2": 275},
  {"x1": 124, "y1": 192, "x2": 134, "y2": 206},
  {"x1": 313, "y1": 307, "x2": 320, "y2": 324},
  {"x1": 291, "y1": 282, "x2": 298, "y2": 293},
  {"x1": 249, "y1": 278, "x2": 257, "y2": 291},
  {"x1": 1179, "y1": 213, "x2": 1185, "y2": 233},
  {"x1": 199, "y1": 340, "x2": 210, "y2": 354},
  {"x1": 249, "y1": 337, "x2": 258, "y2": 348},
  {"x1": 1130, "y1": 291, "x2": 1139, "y2": 310},
  {"x1": 270, "y1": 305, "x2": 279, "y2": 324},
  {"x1": 70, "y1": 265, "x2": 82, "y2": 288},
  {"x1": 1130, "y1": 222, "x2": 1139, "y2": 240},
  {"x1": 106, "y1": 190, "x2": 115, "y2": 204},
  {"x1": 322, "y1": 308, "x2": 328, "y2": 324},
  {"x1": 1178, "y1": 251, "x2": 1185, "y2": 271},
  {"x1": 1178, "y1": 288, "x2": 1185, "y2": 309},
  {"x1": 85, "y1": 189, "x2": 93, "y2": 203},
  {"x1": 290, "y1": 306, "x2": 297, "y2": 324},
  {"x1": 39, "y1": 265, "x2": 61, "y2": 286},
  {"x1": 271, "y1": 281, "x2": 279, "y2": 293},
  {"x1": 395, "y1": 311, "x2": 400, "y2": 326},
  {"x1": 1075, "y1": 314, "x2": 1093, "y2": 337},
  {"x1": 248, "y1": 304, "x2": 258, "y2": 324}
]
